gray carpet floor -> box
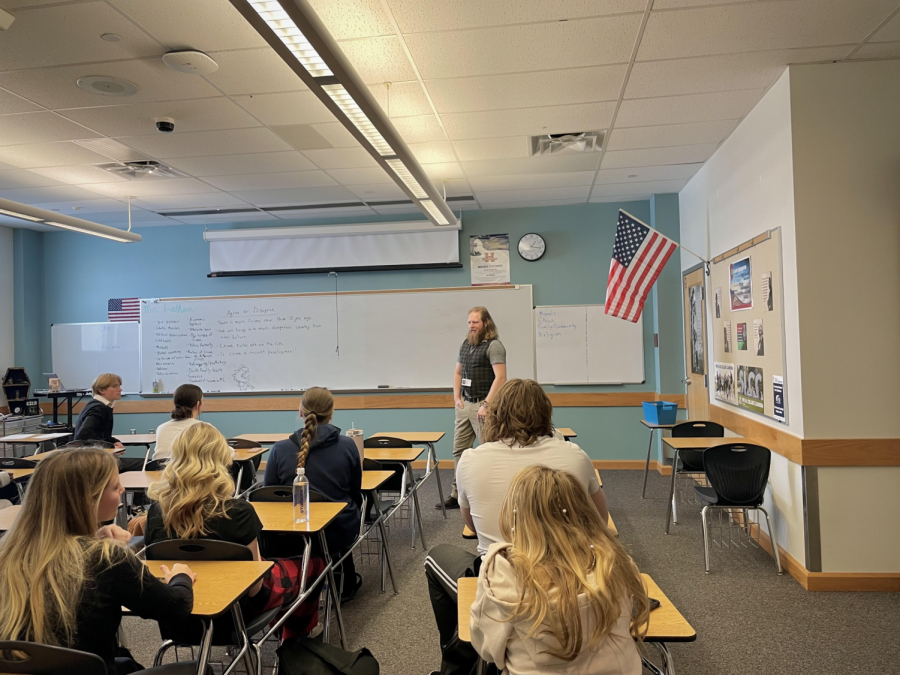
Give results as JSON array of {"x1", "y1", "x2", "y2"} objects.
[{"x1": 123, "y1": 469, "x2": 899, "y2": 674}]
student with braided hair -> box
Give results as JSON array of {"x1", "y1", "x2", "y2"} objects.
[{"x1": 265, "y1": 387, "x2": 363, "y2": 601}]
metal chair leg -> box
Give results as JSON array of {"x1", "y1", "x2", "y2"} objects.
[
  {"x1": 759, "y1": 507, "x2": 783, "y2": 575},
  {"x1": 664, "y1": 450, "x2": 679, "y2": 533},
  {"x1": 153, "y1": 640, "x2": 175, "y2": 667},
  {"x1": 700, "y1": 505, "x2": 711, "y2": 573},
  {"x1": 378, "y1": 517, "x2": 398, "y2": 594},
  {"x1": 430, "y1": 443, "x2": 447, "y2": 518},
  {"x1": 641, "y1": 428, "x2": 655, "y2": 498},
  {"x1": 412, "y1": 487, "x2": 428, "y2": 550},
  {"x1": 653, "y1": 642, "x2": 677, "y2": 675}
]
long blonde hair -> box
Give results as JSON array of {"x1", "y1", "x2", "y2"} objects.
[
  {"x1": 296, "y1": 387, "x2": 335, "y2": 470},
  {"x1": 496, "y1": 465, "x2": 649, "y2": 660},
  {"x1": 482, "y1": 379, "x2": 553, "y2": 447},
  {"x1": 0, "y1": 449, "x2": 123, "y2": 645},
  {"x1": 148, "y1": 422, "x2": 234, "y2": 538}
]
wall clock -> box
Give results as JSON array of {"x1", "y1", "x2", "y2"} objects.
[{"x1": 517, "y1": 233, "x2": 546, "y2": 261}]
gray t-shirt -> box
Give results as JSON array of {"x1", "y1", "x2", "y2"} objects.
[{"x1": 457, "y1": 340, "x2": 507, "y2": 365}]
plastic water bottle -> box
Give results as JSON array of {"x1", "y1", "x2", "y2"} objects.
[{"x1": 293, "y1": 468, "x2": 310, "y2": 524}]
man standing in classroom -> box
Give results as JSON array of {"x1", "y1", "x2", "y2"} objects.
[{"x1": 438, "y1": 306, "x2": 507, "y2": 510}]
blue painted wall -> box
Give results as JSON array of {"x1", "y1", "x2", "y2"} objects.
[{"x1": 16, "y1": 200, "x2": 685, "y2": 462}]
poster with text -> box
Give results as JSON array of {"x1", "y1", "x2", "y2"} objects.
[
  {"x1": 737, "y1": 322, "x2": 747, "y2": 350},
  {"x1": 689, "y1": 284, "x2": 704, "y2": 374},
  {"x1": 470, "y1": 234, "x2": 510, "y2": 286},
  {"x1": 738, "y1": 365, "x2": 764, "y2": 414},
  {"x1": 762, "y1": 271, "x2": 774, "y2": 311},
  {"x1": 773, "y1": 375, "x2": 785, "y2": 422},
  {"x1": 754, "y1": 319, "x2": 764, "y2": 356},
  {"x1": 714, "y1": 288, "x2": 722, "y2": 319},
  {"x1": 723, "y1": 321, "x2": 732, "y2": 353},
  {"x1": 715, "y1": 362, "x2": 735, "y2": 404},
  {"x1": 729, "y1": 256, "x2": 753, "y2": 311}
]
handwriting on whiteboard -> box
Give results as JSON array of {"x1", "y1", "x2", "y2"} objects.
[{"x1": 536, "y1": 309, "x2": 580, "y2": 340}]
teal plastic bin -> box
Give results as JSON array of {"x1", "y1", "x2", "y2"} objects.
[{"x1": 642, "y1": 401, "x2": 678, "y2": 425}]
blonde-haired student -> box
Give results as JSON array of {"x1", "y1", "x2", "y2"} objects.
[{"x1": 470, "y1": 465, "x2": 649, "y2": 675}]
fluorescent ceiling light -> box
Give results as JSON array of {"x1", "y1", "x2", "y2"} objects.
[
  {"x1": 0, "y1": 208, "x2": 43, "y2": 222},
  {"x1": 248, "y1": 0, "x2": 332, "y2": 77},
  {"x1": 420, "y1": 200, "x2": 449, "y2": 226},
  {"x1": 321, "y1": 84, "x2": 393, "y2": 156},
  {"x1": 0, "y1": 197, "x2": 140, "y2": 242},
  {"x1": 45, "y1": 221, "x2": 134, "y2": 243},
  {"x1": 385, "y1": 159, "x2": 428, "y2": 199}
]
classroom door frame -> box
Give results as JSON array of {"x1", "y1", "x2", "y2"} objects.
[{"x1": 682, "y1": 264, "x2": 709, "y2": 421}]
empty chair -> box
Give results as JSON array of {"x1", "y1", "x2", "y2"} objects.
[
  {"x1": 226, "y1": 438, "x2": 263, "y2": 495},
  {"x1": 664, "y1": 421, "x2": 724, "y2": 532},
  {"x1": 0, "y1": 457, "x2": 36, "y2": 502},
  {"x1": 694, "y1": 443, "x2": 782, "y2": 575},
  {"x1": 0, "y1": 640, "x2": 198, "y2": 675}
]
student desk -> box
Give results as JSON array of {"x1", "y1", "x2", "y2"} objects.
[
  {"x1": 661, "y1": 436, "x2": 745, "y2": 533},
  {"x1": 364, "y1": 444, "x2": 429, "y2": 550},
  {"x1": 0, "y1": 504, "x2": 22, "y2": 532},
  {"x1": 373, "y1": 431, "x2": 446, "y2": 518},
  {"x1": 29, "y1": 445, "x2": 123, "y2": 462},
  {"x1": 145, "y1": 559, "x2": 272, "y2": 675},
  {"x1": 120, "y1": 470, "x2": 162, "y2": 491},
  {"x1": 456, "y1": 573, "x2": 695, "y2": 675},
  {"x1": 639, "y1": 420, "x2": 676, "y2": 499},
  {"x1": 557, "y1": 427, "x2": 577, "y2": 440},
  {"x1": 0, "y1": 432, "x2": 72, "y2": 459},
  {"x1": 235, "y1": 433, "x2": 287, "y2": 445},
  {"x1": 251, "y1": 501, "x2": 349, "y2": 649},
  {"x1": 356, "y1": 470, "x2": 399, "y2": 594},
  {"x1": 122, "y1": 434, "x2": 156, "y2": 447}
]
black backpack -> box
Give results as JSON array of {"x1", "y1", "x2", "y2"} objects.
[{"x1": 277, "y1": 637, "x2": 379, "y2": 675}]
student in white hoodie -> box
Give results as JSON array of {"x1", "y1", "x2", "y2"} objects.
[
  {"x1": 470, "y1": 465, "x2": 650, "y2": 675},
  {"x1": 152, "y1": 384, "x2": 204, "y2": 462}
]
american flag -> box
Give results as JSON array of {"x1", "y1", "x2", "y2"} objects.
[
  {"x1": 108, "y1": 298, "x2": 140, "y2": 322},
  {"x1": 605, "y1": 211, "x2": 678, "y2": 323}
]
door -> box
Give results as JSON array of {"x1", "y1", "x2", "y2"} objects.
[{"x1": 682, "y1": 266, "x2": 709, "y2": 420}]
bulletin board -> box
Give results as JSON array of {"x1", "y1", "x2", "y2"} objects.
[{"x1": 710, "y1": 228, "x2": 787, "y2": 423}]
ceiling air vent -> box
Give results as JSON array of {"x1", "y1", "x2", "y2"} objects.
[
  {"x1": 530, "y1": 131, "x2": 604, "y2": 156},
  {"x1": 97, "y1": 160, "x2": 188, "y2": 180}
]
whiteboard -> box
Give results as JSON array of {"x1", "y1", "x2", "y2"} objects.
[
  {"x1": 51, "y1": 322, "x2": 142, "y2": 393},
  {"x1": 535, "y1": 305, "x2": 644, "y2": 384},
  {"x1": 140, "y1": 286, "x2": 534, "y2": 393}
]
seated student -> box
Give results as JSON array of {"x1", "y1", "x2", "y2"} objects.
[
  {"x1": 0, "y1": 448, "x2": 196, "y2": 675},
  {"x1": 146, "y1": 422, "x2": 325, "y2": 638},
  {"x1": 425, "y1": 378, "x2": 608, "y2": 675},
  {"x1": 265, "y1": 386, "x2": 363, "y2": 601},
  {"x1": 470, "y1": 465, "x2": 648, "y2": 675},
  {"x1": 73, "y1": 373, "x2": 144, "y2": 472},
  {"x1": 153, "y1": 384, "x2": 204, "y2": 462}
]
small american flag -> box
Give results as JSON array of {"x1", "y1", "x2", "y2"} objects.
[
  {"x1": 605, "y1": 210, "x2": 678, "y2": 322},
  {"x1": 108, "y1": 298, "x2": 140, "y2": 322}
]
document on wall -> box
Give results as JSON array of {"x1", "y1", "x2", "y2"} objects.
[
  {"x1": 754, "y1": 319, "x2": 764, "y2": 356},
  {"x1": 738, "y1": 365, "x2": 764, "y2": 414},
  {"x1": 773, "y1": 375, "x2": 785, "y2": 422},
  {"x1": 470, "y1": 234, "x2": 511, "y2": 286}
]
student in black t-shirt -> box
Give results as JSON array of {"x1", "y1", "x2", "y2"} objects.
[
  {"x1": 145, "y1": 422, "x2": 325, "y2": 639},
  {"x1": 0, "y1": 449, "x2": 196, "y2": 675}
]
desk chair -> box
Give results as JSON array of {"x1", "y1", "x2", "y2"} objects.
[
  {"x1": 664, "y1": 421, "x2": 724, "y2": 529},
  {"x1": 0, "y1": 457, "x2": 36, "y2": 502},
  {"x1": 695, "y1": 443, "x2": 782, "y2": 575},
  {"x1": 144, "y1": 539, "x2": 280, "y2": 675},
  {"x1": 0, "y1": 641, "x2": 198, "y2": 675},
  {"x1": 363, "y1": 436, "x2": 414, "y2": 530},
  {"x1": 227, "y1": 439, "x2": 263, "y2": 496}
]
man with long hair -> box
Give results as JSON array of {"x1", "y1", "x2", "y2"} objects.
[{"x1": 440, "y1": 306, "x2": 507, "y2": 510}]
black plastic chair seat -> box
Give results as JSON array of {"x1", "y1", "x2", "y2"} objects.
[
  {"x1": 694, "y1": 485, "x2": 764, "y2": 508},
  {"x1": 137, "y1": 661, "x2": 204, "y2": 675},
  {"x1": 0, "y1": 458, "x2": 37, "y2": 469},
  {"x1": 0, "y1": 641, "x2": 105, "y2": 675},
  {"x1": 229, "y1": 606, "x2": 281, "y2": 643}
]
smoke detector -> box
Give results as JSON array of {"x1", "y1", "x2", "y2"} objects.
[
  {"x1": 97, "y1": 160, "x2": 188, "y2": 180},
  {"x1": 162, "y1": 50, "x2": 219, "y2": 75},
  {"x1": 76, "y1": 76, "x2": 139, "y2": 97},
  {"x1": 531, "y1": 131, "x2": 604, "y2": 156}
]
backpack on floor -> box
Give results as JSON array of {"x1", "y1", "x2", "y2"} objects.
[{"x1": 277, "y1": 637, "x2": 379, "y2": 675}]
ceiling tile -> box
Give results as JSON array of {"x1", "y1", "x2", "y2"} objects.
[
  {"x1": 0, "y1": 88, "x2": 41, "y2": 114},
  {"x1": 311, "y1": 122, "x2": 362, "y2": 148},
  {"x1": 0, "y1": 141, "x2": 111, "y2": 169},
  {"x1": 269, "y1": 205, "x2": 374, "y2": 219},
  {"x1": 307, "y1": 0, "x2": 395, "y2": 39},
  {"x1": 346, "y1": 183, "x2": 408, "y2": 200},
  {"x1": 653, "y1": 0, "x2": 760, "y2": 7},
  {"x1": 117, "y1": 127, "x2": 293, "y2": 158},
  {"x1": 230, "y1": 185, "x2": 357, "y2": 206},
  {"x1": 0, "y1": 3, "x2": 161, "y2": 70},
  {"x1": 202, "y1": 170, "x2": 337, "y2": 192},
  {"x1": 172, "y1": 212, "x2": 278, "y2": 224},
  {"x1": 32, "y1": 198, "x2": 132, "y2": 214},
  {"x1": 639, "y1": 0, "x2": 897, "y2": 61},
  {"x1": 606, "y1": 119, "x2": 738, "y2": 150},
  {"x1": 588, "y1": 193, "x2": 651, "y2": 203},
  {"x1": 453, "y1": 136, "x2": 529, "y2": 162},
  {"x1": 133, "y1": 192, "x2": 250, "y2": 210},
  {"x1": 72, "y1": 209, "x2": 172, "y2": 227},
  {"x1": 594, "y1": 163, "x2": 702, "y2": 183},
  {"x1": 627, "y1": 47, "x2": 849, "y2": 99},
  {"x1": 0, "y1": 0, "x2": 83, "y2": 7},
  {"x1": 326, "y1": 167, "x2": 394, "y2": 185},
  {"x1": 0, "y1": 112, "x2": 101, "y2": 146},
  {"x1": 463, "y1": 153, "x2": 601, "y2": 177},
  {"x1": 271, "y1": 124, "x2": 334, "y2": 150},
  {"x1": 109, "y1": 0, "x2": 267, "y2": 52},
  {"x1": 871, "y1": 11, "x2": 900, "y2": 41},
  {"x1": 391, "y1": 115, "x2": 446, "y2": 143},
  {"x1": 426, "y1": 65, "x2": 626, "y2": 114},
  {"x1": 340, "y1": 36, "x2": 418, "y2": 83},
  {"x1": 481, "y1": 198, "x2": 587, "y2": 210},
  {"x1": 372, "y1": 204, "x2": 422, "y2": 215},
  {"x1": 602, "y1": 143, "x2": 719, "y2": 168},
  {"x1": 302, "y1": 147, "x2": 378, "y2": 169},
  {"x1": 433, "y1": 178, "x2": 473, "y2": 197},
  {"x1": 0, "y1": 59, "x2": 221, "y2": 110},
  {"x1": 58, "y1": 97, "x2": 261, "y2": 138},
  {"x1": 477, "y1": 185, "x2": 590, "y2": 203},
  {"x1": 234, "y1": 92, "x2": 335, "y2": 127},
  {"x1": 367, "y1": 81, "x2": 432, "y2": 118},
  {"x1": 469, "y1": 171, "x2": 596, "y2": 192},
  {"x1": 590, "y1": 178, "x2": 687, "y2": 196},
  {"x1": 0, "y1": 169, "x2": 63, "y2": 189},
  {"x1": 616, "y1": 89, "x2": 764, "y2": 127},
  {"x1": 78, "y1": 177, "x2": 221, "y2": 198},
  {"x1": 442, "y1": 102, "x2": 616, "y2": 140},
  {"x1": 850, "y1": 41, "x2": 900, "y2": 59},
  {"x1": 204, "y1": 49, "x2": 306, "y2": 96},
  {"x1": 421, "y1": 162, "x2": 466, "y2": 179},
  {"x1": 0, "y1": 185, "x2": 105, "y2": 203},
  {"x1": 391, "y1": 0, "x2": 646, "y2": 34},
  {"x1": 167, "y1": 151, "x2": 316, "y2": 176},
  {"x1": 408, "y1": 141, "x2": 457, "y2": 163},
  {"x1": 404, "y1": 15, "x2": 641, "y2": 79},
  {"x1": 28, "y1": 165, "x2": 128, "y2": 185}
]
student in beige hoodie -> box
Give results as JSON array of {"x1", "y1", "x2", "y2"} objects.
[{"x1": 470, "y1": 465, "x2": 650, "y2": 675}]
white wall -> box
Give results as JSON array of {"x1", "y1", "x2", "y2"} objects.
[
  {"x1": 0, "y1": 225, "x2": 13, "y2": 406},
  {"x1": 679, "y1": 71, "x2": 807, "y2": 566}
]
